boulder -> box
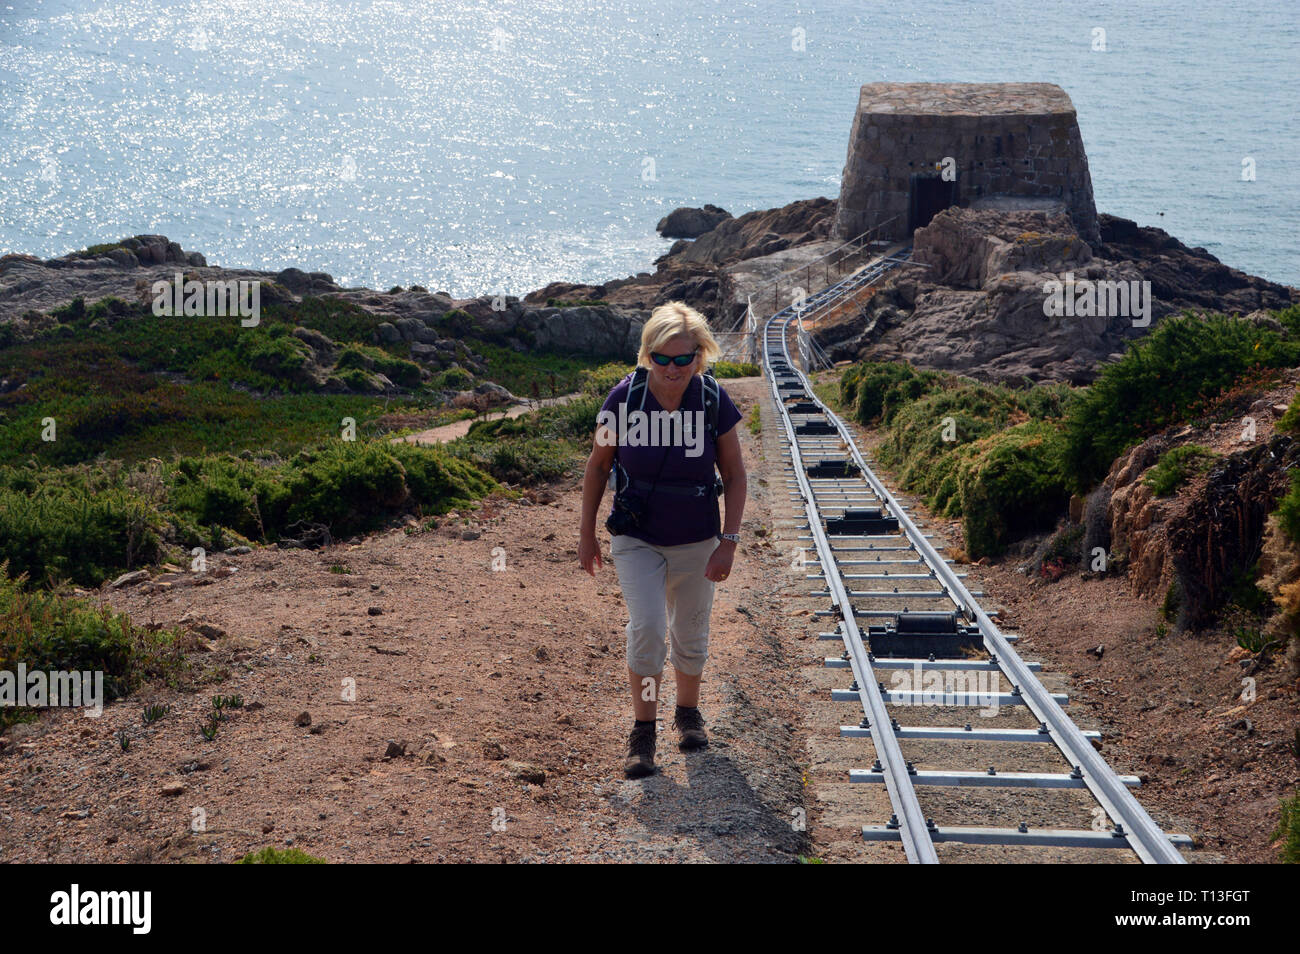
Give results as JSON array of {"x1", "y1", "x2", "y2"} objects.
[
  {"x1": 656, "y1": 204, "x2": 732, "y2": 239},
  {"x1": 516, "y1": 304, "x2": 645, "y2": 359}
]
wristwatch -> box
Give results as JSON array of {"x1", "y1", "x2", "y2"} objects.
[{"x1": 718, "y1": 532, "x2": 740, "y2": 543}]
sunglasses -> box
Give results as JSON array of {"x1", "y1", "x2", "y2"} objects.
[{"x1": 650, "y1": 349, "x2": 698, "y2": 367}]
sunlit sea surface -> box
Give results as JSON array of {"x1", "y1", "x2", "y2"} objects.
[{"x1": 1, "y1": 0, "x2": 1296, "y2": 294}]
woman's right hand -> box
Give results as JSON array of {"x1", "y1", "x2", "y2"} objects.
[{"x1": 579, "y1": 531, "x2": 603, "y2": 576}]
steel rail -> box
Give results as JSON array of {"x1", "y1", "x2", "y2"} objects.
[
  {"x1": 762, "y1": 299, "x2": 938, "y2": 863},
  {"x1": 759, "y1": 261, "x2": 1187, "y2": 864}
]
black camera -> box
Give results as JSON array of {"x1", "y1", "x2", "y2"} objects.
[{"x1": 606, "y1": 490, "x2": 646, "y2": 536}]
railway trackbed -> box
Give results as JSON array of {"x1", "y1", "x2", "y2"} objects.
[{"x1": 762, "y1": 265, "x2": 1192, "y2": 864}]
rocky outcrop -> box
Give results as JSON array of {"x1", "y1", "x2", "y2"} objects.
[
  {"x1": 656, "y1": 204, "x2": 731, "y2": 239},
  {"x1": 663, "y1": 196, "x2": 836, "y2": 267},
  {"x1": 824, "y1": 207, "x2": 1300, "y2": 384},
  {"x1": 1, "y1": 237, "x2": 214, "y2": 320},
  {"x1": 0, "y1": 237, "x2": 648, "y2": 370},
  {"x1": 525, "y1": 196, "x2": 837, "y2": 324},
  {"x1": 1095, "y1": 213, "x2": 1297, "y2": 315},
  {"x1": 1086, "y1": 398, "x2": 1300, "y2": 630},
  {"x1": 1166, "y1": 435, "x2": 1300, "y2": 629},
  {"x1": 3, "y1": 195, "x2": 840, "y2": 346},
  {"x1": 1095, "y1": 433, "x2": 1180, "y2": 599}
]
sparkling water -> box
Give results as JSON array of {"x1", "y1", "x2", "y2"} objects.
[{"x1": 1, "y1": 0, "x2": 1295, "y2": 294}]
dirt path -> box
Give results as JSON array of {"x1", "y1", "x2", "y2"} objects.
[
  {"x1": 396, "y1": 393, "x2": 579, "y2": 446},
  {"x1": 0, "y1": 377, "x2": 820, "y2": 864}
]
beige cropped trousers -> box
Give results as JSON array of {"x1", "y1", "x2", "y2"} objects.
[{"x1": 610, "y1": 534, "x2": 719, "y2": 677}]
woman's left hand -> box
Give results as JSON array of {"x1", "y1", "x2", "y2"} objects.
[{"x1": 705, "y1": 541, "x2": 735, "y2": 583}]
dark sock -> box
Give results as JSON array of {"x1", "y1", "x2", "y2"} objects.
[
  {"x1": 675, "y1": 705, "x2": 697, "y2": 715},
  {"x1": 633, "y1": 719, "x2": 655, "y2": 731}
]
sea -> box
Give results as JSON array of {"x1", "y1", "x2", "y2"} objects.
[{"x1": 1, "y1": 0, "x2": 1296, "y2": 295}]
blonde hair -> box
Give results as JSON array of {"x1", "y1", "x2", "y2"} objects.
[{"x1": 635, "y1": 301, "x2": 722, "y2": 371}]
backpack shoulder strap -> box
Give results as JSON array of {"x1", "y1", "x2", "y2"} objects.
[
  {"x1": 610, "y1": 367, "x2": 647, "y2": 482},
  {"x1": 701, "y1": 372, "x2": 720, "y2": 442},
  {"x1": 628, "y1": 366, "x2": 649, "y2": 414}
]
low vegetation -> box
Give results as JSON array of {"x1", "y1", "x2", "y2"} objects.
[
  {"x1": 237, "y1": 846, "x2": 328, "y2": 864},
  {"x1": 834, "y1": 305, "x2": 1300, "y2": 559},
  {"x1": 1060, "y1": 308, "x2": 1300, "y2": 492},
  {"x1": 1143, "y1": 445, "x2": 1217, "y2": 496},
  {"x1": 1276, "y1": 791, "x2": 1300, "y2": 864},
  {"x1": 0, "y1": 568, "x2": 185, "y2": 729},
  {"x1": 837, "y1": 361, "x2": 1070, "y2": 558}
]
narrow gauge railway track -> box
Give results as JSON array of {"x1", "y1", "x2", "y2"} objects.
[{"x1": 761, "y1": 257, "x2": 1191, "y2": 864}]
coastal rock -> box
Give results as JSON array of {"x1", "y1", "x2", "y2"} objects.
[
  {"x1": 666, "y1": 197, "x2": 836, "y2": 267},
  {"x1": 275, "y1": 268, "x2": 338, "y2": 294},
  {"x1": 1097, "y1": 213, "x2": 1297, "y2": 315},
  {"x1": 911, "y1": 208, "x2": 1092, "y2": 289},
  {"x1": 450, "y1": 382, "x2": 515, "y2": 411},
  {"x1": 822, "y1": 207, "x2": 1300, "y2": 385},
  {"x1": 291, "y1": 326, "x2": 336, "y2": 357},
  {"x1": 517, "y1": 305, "x2": 644, "y2": 358},
  {"x1": 656, "y1": 204, "x2": 732, "y2": 239}
]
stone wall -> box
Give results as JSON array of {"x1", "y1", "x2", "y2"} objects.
[{"x1": 834, "y1": 83, "x2": 1099, "y2": 245}]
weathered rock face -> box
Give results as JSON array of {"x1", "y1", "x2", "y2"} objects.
[
  {"x1": 826, "y1": 208, "x2": 1150, "y2": 383},
  {"x1": 823, "y1": 207, "x2": 1300, "y2": 385},
  {"x1": 656, "y1": 204, "x2": 732, "y2": 239},
  {"x1": 1096, "y1": 434, "x2": 1179, "y2": 599},
  {"x1": 0, "y1": 237, "x2": 216, "y2": 320},
  {"x1": 834, "y1": 82, "x2": 1100, "y2": 244},
  {"x1": 1167, "y1": 436, "x2": 1300, "y2": 629},
  {"x1": 517, "y1": 305, "x2": 643, "y2": 357},
  {"x1": 439, "y1": 295, "x2": 645, "y2": 359},
  {"x1": 1095, "y1": 213, "x2": 1297, "y2": 315},
  {"x1": 666, "y1": 196, "x2": 836, "y2": 267},
  {"x1": 912, "y1": 208, "x2": 1093, "y2": 288},
  {"x1": 1087, "y1": 410, "x2": 1300, "y2": 630}
]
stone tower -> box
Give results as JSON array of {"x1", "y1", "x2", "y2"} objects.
[{"x1": 834, "y1": 83, "x2": 1099, "y2": 245}]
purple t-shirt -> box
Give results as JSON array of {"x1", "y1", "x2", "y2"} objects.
[{"x1": 599, "y1": 372, "x2": 742, "y2": 546}]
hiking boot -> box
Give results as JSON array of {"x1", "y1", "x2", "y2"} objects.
[
  {"x1": 673, "y1": 705, "x2": 708, "y2": 750},
  {"x1": 624, "y1": 723, "x2": 657, "y2": 778}
]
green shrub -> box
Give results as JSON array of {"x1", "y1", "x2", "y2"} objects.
[
  {"x1": 579, "y1": 363, "x2": 634, "y2": 397},
  {"x1": 294, "y1": 296, "x2": 387, "y2": 347},
  {"x1": 955, "y1": 421, "x2": 1070, "y2": 558},
  {"x1": 334, "y1": 344, "x2": 421, "y2": 389},
  {"x1": 446, "y1": 436, "x2": 572, "y2": 484},
  {"x1": 1278, "y1": 472, "x2": 1300, "y2": 544},
  {"x1": 711, "y1": 361, "x2": 759, "y2": 378},
  {"x1": 880, "y1": 382, "x2": 1023, "y2": 507},
  {"x1": 0, "y1": 568, "x2": 182, "y2": 728},
  {"x1": 170, "y1": 440, "x2": 496, "y2": 542},
  {"x1": 0, "y1": 467, "x2": 165, "y2": 586},
  {"x1": 431, "y1": 309, "x2": 480, "y2": 338},
  {"x1": 239, "y1": 333, "x2": 311, "y2": 381},
  {"x1": 843, "y1": 362, "x2": 946, "y2": 427},
  {"x1": 458, "y1": 340, "x2": 617, "y2": 397},
  {"x1": 1143, "y1": 445, "x2": 1217, "y2": 496},
  {"x1": 237, "y1": 846, "x2": 328, "y2": 864},
  {"x1": 1276, "y1": 791, "x2": 1300, "y2": 864},
  {"x1": 835, "y1": 360, "x2": 1076, "y2": 558},
  {"x1": 434, "y1": 367, "x2": 475, "y2": 391},
  {"x1": 1061, "y1": 314, "x2": 1300, "y2": 492}
]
